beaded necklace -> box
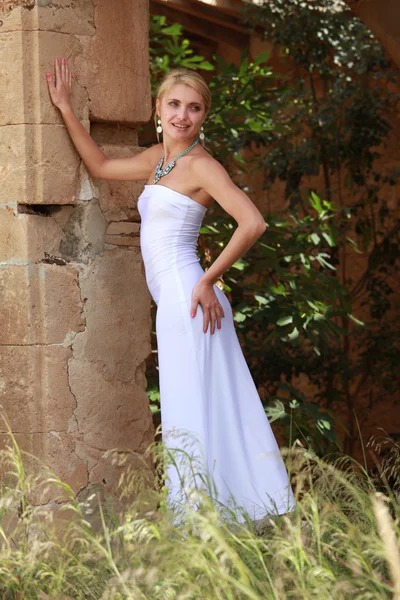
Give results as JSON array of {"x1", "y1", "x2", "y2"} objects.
[{"x1": 153, "y1": 137, "x2": 199, "y2": 184}]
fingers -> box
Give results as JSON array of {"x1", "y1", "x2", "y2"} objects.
[
  {"x1": 54, "y1": 57, "x2": 61, "y2": 87},
  {"x1": 202, "y1": 303, "x2": 224, "y2": 335},
  {"x1": 210, "y1": 309, "x2": 218, "y2": 335},
  {"x1": 46, "y1": 72, "x2": 55, "y2": 93},
  {"x1": 211, "y1": 305, "x2": 224, "y2": 334},
  {"x1": 216, "y1": 309, "x2": 222, "y2": 331},
  {"x1": 52, "y1": 57, "x2": 72, "y2": 87},
  {"x1": 191, "y1": 283, "x2": 225, "y2": 335},
  {"x1": 203, "y1": 311, "x2": 210, "y2": 334},
  {"x1": 191, "y1": 297, "x2": 198, "y2": 319}
]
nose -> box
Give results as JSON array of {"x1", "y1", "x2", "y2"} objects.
[{"x1": 176, "y1": 106, "x2": 190, "y2": 121}]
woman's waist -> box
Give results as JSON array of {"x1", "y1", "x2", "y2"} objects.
[{"x1": 142, "y1": 249, "x2": 201, "y2": 282}]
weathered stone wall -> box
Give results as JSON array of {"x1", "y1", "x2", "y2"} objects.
[{"x1": 0, "y1": 0, "x2": 154, "y2": 501}]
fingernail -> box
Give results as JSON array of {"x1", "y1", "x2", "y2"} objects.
[
  {"x1": 46, "y1": 73, "x2": 51, "y2": 78},
  {"x1": 191, "y1": 313, "x2": 195, "y2": 317}
]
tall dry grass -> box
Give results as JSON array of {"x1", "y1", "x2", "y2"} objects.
[{"x1": 0, "y1": 428, "x2": 398, "y2": 599}]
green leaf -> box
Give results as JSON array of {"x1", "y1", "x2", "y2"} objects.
[
  {"x1": 161, "y1": 24, "x2": 182, "y2": 36},
  {"x1": 310, "y1": 192, "x2": 322, "y2": 212},
  {"x1": 254, "y1": 50, "x2": 270, "y2": 65},
  {"x1": 234, "y1": 312, "x2": 247, "y2": 323},
  {"x1": 322, "y1": 231, "x2": 334, "y2": 247},
  {"x1": 348, "y1": 314, "x2": 364, "y2": 326},
  {"x1": 277, "y1": 316, "x2": 293, "y2": 326},
  {"x1": 311, "y1": 232, "x2": 320, "y2": 245},
  {"x1": 231, "y1": 259, "x2": 248, "y2": 271},
  {"x1": 271, "y1": 284, "x2": 286, "y2": 295},
  {"x1": 265, "y1": 400, "x2": 286, "y2": 423}
]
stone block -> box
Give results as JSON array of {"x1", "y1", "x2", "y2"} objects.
[
  {"x1": 0, "y1": 345, "x2": 75, "y2": 434},
  {"x1": 106, "y1": 222, "x2": 140, "y2": 236},
  {"x1": 0, "y1": 124, "x2": 80, "y2": 204},
  {"x1": 0, "y1": 2, "x2": 96, "y2": 36},
  {"x1": 0, "y1": 31, "x2": 87, "y2": 126},
  {"x1": 0, "y1": 431, "x2": 88, "y2": 500},
  {"x1": 104, "y1": 236, "x2": 141, "y2": 248},
  {"x1": 68, "y1": 248, "x2": 153, "y2": 454},
  {"x1": 87, "y1": 449, "x2": 155, "y2": 498},
  {"x1": 104, "y1": 220, "x2": 141, "y2": 247},
  {"x1": 84, "y1": 0, "x2": 152, "y2": 124},
  {"x1": 0, "y1": 205, "x2": 63, "y2": 262},
  {"x1": 70, "y1": 357, "x2": 153, "y2": 453},
  {"x1": 74, "y1": 248, "x2": 151, "y2": 376},
  {"x1": 59, "y1": 200, "x2": 107, "y2": 263},
  {"x1": 93, "y1": 144, "x2": 146, "y2": 219},
  {"x1": 0, "y1": 264, "x2": 84, "y2": 344}
]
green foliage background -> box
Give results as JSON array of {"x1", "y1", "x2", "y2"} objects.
[{"x1": 148, "y1": 1, "x2": 400, "y2": 459}]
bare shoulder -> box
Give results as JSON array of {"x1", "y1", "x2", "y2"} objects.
[
  {"x1": 190, "y1": 150, "x2": 234, "y2": 194},
  {"x1": 190, "y1": 150, "x2": 230, "y2": 181},
  {"x1": 190, "y1": 150, "x2": 224, "y2": 172}
]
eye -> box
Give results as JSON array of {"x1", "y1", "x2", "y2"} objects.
[
  {"x1": 191, "y1": 106, "x2": 201, "y2": 111},
  {"x1": 169, "y1": 101, "x2": 178, "y2": 106}
]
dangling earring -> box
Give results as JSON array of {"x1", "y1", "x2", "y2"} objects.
[
  {"x1": 156, "y1": 117, "x2": 163, "y2": 143},
  {"x1": 199, "y1": 125, "x2": 205, "y2": 145}
]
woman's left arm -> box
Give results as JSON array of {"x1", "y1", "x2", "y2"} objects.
[
  {"x1": 190, "y1": 156, "x2": 266, "y2": 333},
  {"x1": 195, "y1": 155, "x2": 266, "y2": 284}
]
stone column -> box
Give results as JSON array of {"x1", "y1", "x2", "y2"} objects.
[{"x1": 0, "y1": 0, "x2": 154, "y2": 501}]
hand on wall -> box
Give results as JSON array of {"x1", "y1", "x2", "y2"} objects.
[{"x1": 46, "y1": 57, "x2": 73, "y2": 113}]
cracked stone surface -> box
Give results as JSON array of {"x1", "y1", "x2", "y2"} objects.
[
  {"x1": 59, "y1": 199, "x2": 107, "y2": 263},
  {"x1": 0, "y1": 1, "x2": 96, "y2": 35},
  {"x1": 69, "y1": 248, "x2": 153, "y2": 453},
  {"x1": 0, "y1": 345, "x2": 75, "y2": 433}
]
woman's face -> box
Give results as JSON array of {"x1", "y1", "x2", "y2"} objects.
[{"x1": 157, "y1": 83, "x2": 206, "y2": 142}]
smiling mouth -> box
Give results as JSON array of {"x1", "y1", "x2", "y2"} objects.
[{"x1": 172, "y1": 123, "x2": 190, "y2": 129}]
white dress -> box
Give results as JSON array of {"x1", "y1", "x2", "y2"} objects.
[{"x1": 137, "y1": 184, "x2": 295, "y2": 522}]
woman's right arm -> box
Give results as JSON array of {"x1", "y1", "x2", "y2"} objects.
[{"x1": 46, "y1": 57, "x2": 159, "y2": 181}]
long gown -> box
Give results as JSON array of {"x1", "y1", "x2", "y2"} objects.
[{"x1": 137, "y1": 184, "x2": 295, "y2": 522}]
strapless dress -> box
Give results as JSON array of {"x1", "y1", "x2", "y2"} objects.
[{"x1": 137, "y1": 184, "x2": 295, "y2": 522}]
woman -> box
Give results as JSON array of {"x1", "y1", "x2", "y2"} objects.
[{"x1": 46, "y1": 59, "x2": 295, "y2": 523}]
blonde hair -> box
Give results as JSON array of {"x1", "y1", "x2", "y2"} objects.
[{"x1": 154, "y1": 69, "x2": 211, "y2": 144}]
